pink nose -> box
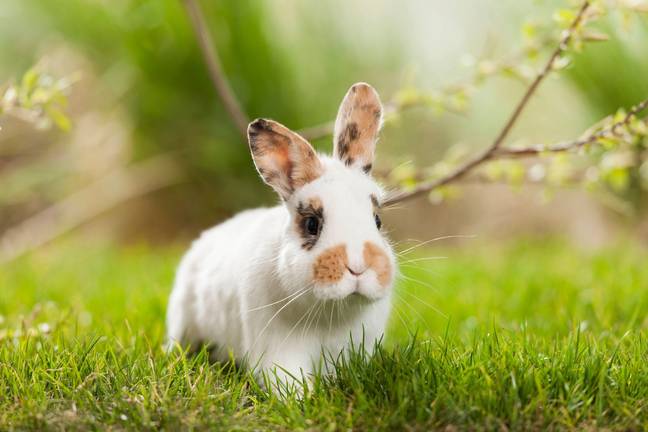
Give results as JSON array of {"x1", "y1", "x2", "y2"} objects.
[{"x1": 346, "y1": 265, "x2": 367, "y2": 276}]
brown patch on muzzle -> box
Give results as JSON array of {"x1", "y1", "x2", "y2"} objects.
[
  {"x1": 313, "y1": 244, "x2": 348, "y2": 284},
  {"x1": 363, "y1": 241, "x2": 392, "y2": 287}
]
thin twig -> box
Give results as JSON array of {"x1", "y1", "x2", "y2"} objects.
[
  {"x1": 381, "y1": 98, "x2": 648, "y2": 205},
  {"x1": 182, "y1": 0, "x2": 249, "y2": 137},
  {"x1": 496, "y1": 99, "x2": 648, "y2": 157},
  {"x1": 490, "y1": 0, "x2": 591, "y2": 151},
  {"x1": 297, "y1": 34, "x2": 557, "y2": 141},
  {"x1": 384, "y1": 1, "x2": 591, "y2": 206}
]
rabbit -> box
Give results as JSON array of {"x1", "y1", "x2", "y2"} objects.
[{"x1": 166, "y1": 82, "x2": 396, "y2": 389}]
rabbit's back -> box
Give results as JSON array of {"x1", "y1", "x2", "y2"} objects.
[{"x1": 166, "y1": 206, "x2": 286, "y2": 359}]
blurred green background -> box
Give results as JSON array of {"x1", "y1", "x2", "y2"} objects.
[
  {"x1": 1, "y1": 0, "x2": 647, "y2": 256},
  {"x1": 1, "y1": 2, "x2": 648, "y2": 428}
]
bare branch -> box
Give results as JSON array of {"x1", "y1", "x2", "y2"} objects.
[
  {"x1": 383, "y1": 97, "x2": 648, "y2": 206},
  {"x1": 384, "y1": 1, "x2": 592, "y2": 206},
  {"x1": 183, "y1": 0, "x2": 249, "y2": 137},
  {"x1": 495, "y1": 99, "x2": 648, "y2": 157},
  {"x1": 489, "y1": 1, "x2": 591, "y2": 151}
]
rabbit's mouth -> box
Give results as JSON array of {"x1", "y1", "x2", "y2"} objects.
[{"x1": 312, "y1": 272, "x2": 389, "y2": 302}]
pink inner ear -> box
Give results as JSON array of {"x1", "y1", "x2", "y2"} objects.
[
  {"x1": 249, "y1": 118, "x2": 323, "y2": 197},
  {"x1": 273, "y1": 145, "x2": 292, "y2": 176}
]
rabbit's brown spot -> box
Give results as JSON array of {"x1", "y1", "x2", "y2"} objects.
[
  {"x1": 313, "y1": 244, "x2": 348, "y2": 284},
  {"x1": 336, "y1": 133, "x2": 349, "y2": 159},
  {"x1": 333, "y1": 83, "x2": 383, "y2": 170},
  {"x1": 362, "y1": 163, "x2": 372, "y2": 174},
  {"x1": 363, "y1": 241, "x2": 391, "y2": 287},
  {"x1": 296, "y1": 197, "x2": 324, "y2": 250},
  {"x1": 248, "y1": 118, "x2": 322, "y2": 199},
  {"x1": 347, "y1": 122, "x2": 359, "y2": 140},
  {"x1": 370, "y1": 194, "x2": 380, "y2": 209}
]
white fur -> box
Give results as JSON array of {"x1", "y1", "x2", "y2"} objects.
[
  {"x1": 166, "y1": 158, "x2": 395, "y2": 386},
  {"x1": 166, "y1": 83, "x2": 394, "y2": 389}
]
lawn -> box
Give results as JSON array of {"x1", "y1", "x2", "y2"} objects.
[{"x1": 1, "y1": 238, "x2": 647, "y2": 430}]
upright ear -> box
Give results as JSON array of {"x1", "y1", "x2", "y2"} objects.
[
  {"x1": 333, "y1": 82, "x2": 383, "y2": 173},
  {"x1": 248, "y1": 118, "x2": 323, "y2": 200}
]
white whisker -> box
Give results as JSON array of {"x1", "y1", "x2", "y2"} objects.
[
  {"x1": 397, "y1": 234, "x2": 477, "y2": 256},
  {"x1": 279, "y1": 301, "x2": 318, "y2": 348},
  {"x1": 398, "y1": 256, "x2": 448, "y2": 265},
  {"x1": 301, "y1": 299, "x2": 323, "y2": 339},
  {"x1": 398, "y1": 273, "x2": 441, "y2": 294},
  {"x1": 398, "y1": 287, "x2": 448, "y2": 319},
  {"x1": 391, "y1": 304, "x2": 410, "y2": 333},
  {"x1": 328, "y1": 301, "x2": 336, "y2": 337},
  {"x1": 394, "y1": 291, "x2": 430, "y2": 327},
  {"x1": 245, "y1": 287, "x2": 309, "y2": 313},
  {"x1": 252, "y1": 288, "x2": 312, "y2": 348}
]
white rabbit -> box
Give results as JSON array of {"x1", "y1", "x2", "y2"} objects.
[{"x1": 166, "y1": 83, "x2": 396, "y2": 388}]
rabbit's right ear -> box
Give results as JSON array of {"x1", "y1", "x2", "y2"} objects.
[
  {"x1": 333, "y1": 82, "x2": 383, "y2": 174},
  {"x1": 248, "y1": 119, "x2": 323, "y2": 200}
]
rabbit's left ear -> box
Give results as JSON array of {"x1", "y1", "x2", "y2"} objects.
[
  {"x1": 333, "y1": 82, "x2": 383, "y2": 174},
  {"x1": 248, "y1": 118, "x2": 323, "y2": 200}
]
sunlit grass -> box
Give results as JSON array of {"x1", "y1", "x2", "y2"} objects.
[{"x1": 1, "y1": 239, "x2": 647, "y2": 430}]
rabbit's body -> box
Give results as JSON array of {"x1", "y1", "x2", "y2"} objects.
[
  {"x1": 166, "y1": 207, "x2": 282, "y2": 360},
  {"x1": 167, "y1": 203, "x2": 390, "y2": 379},
  {"x1": 166, "y1": 83, "x2": 395, "y2": 386}
]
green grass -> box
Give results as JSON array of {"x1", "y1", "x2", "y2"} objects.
[{"x1": 1, "y1": 239, "x2": 647, "y2": 430}]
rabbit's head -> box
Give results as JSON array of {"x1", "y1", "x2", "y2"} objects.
[{"x1": 247, "y1": 83, "x2": 395, "y2": 303}]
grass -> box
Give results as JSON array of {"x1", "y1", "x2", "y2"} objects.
[{"x1": 1, "y1": 238, "x2": 647, "y2": 430}]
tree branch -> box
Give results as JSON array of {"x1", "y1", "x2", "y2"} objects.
[
  {"x1": 383, "y1": 97, "x2": 648, "y2": 206},
  {"x1": 384, "y1": 1, "x2": 592, "y2": 206},
  {"x1": 495, "y1": 99, "x2": 648, "y2": 157},
  {"x1": 489, "y1": 1, "x2": 591, "y2": 151},
  {"x1": 182, "y1": 0, "x2": 249, "y2": 137}
]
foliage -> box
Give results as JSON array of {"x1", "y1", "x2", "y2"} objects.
[
  {"x1": 1, "y1": 240, "x2": 647, "y2": 430},
  {"x1": 383, "y1": 1, "x2": 648, "y2": 215},
  {"x1": 1, "y1": 0, "x2": 648, "y2": 246},
  {"x1": 0, "y1": 68, "x2": 73, "y2": 131}
]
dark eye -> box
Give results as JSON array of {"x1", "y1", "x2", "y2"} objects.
[
  {"x1": 374, "y1": 213, "x2": 382, "y2": 230},
  {"x1": 305, "y1": 216, "x2": 320, "y2": 236}
]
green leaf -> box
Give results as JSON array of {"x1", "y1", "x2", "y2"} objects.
[
  {"x1": 47, "y1": 107, "x2": 71, "y2": 131},
  {"x1": 504, "y1": 161, "x2": 526, "y2": 186},
  {"x1": 605, "y1": 167, "x2": 630, "y2": 192},
  {"x1": 553, "y1": 9, "x2": 576, "y2": 28},
  {"x1": 21, "y1": 68, "x2": 39, "y2": 94},
  {"x1": 485, "y1": 160, "x2": 504, "y2": 181},
  {"x1": 522, "y1": 21, "x2": 537, "y2": 40}
]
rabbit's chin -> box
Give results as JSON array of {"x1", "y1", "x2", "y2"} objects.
[{"x1": 311, "y1": 272, "x2": 390, "y2": 303}]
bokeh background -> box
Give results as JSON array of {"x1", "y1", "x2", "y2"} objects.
[
  {"x1": 3, "y1": 3, "x2": 648, "y2": 428},
  {"x1": 1, "y1": 0, "x2": 648, "y2": 261}
]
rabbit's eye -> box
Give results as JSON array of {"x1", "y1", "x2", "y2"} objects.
[
  {"x1": 305, "y1": 216, "x2": 320, "y2": 236},
  {"x1": 374, "y1": 213, "x2": 382, "y2": 230}
]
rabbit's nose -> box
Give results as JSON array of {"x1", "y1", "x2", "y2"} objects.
[{"x1": 346, "y1": 265, "x2": 367, "y2": 277}]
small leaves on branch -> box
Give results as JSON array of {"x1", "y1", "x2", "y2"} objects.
[
  {"x1": 383, "y1": 1, "x2": 648, "y2": 207},
  {"x1": 1, "y1": 68, "x2": 74, "y2": 132},
  {"x1": 184, "y1": 0, "x2": 648, "y2": 212},
  {"x1": 384, "y1": 99, "x2": 648, "y2": 205}
]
